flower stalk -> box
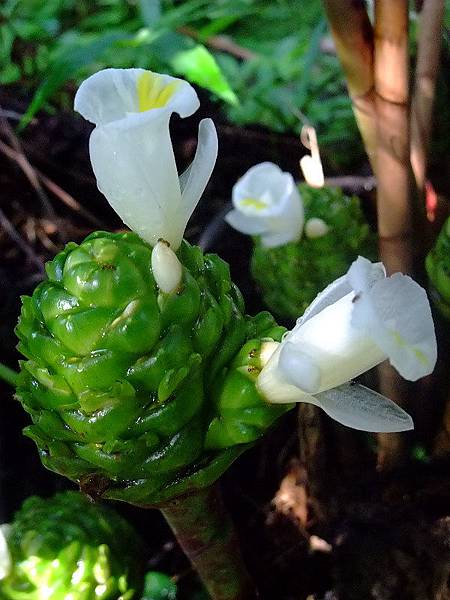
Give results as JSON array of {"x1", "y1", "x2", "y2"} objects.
[
  {"x1": 0, "y1": 363, "x2": 19, "y2": 388},
  {"x1": 159, "y1": 485, "x2": 258, "y2": 600}
]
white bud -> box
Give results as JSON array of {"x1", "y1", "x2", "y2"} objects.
[
  {"x1": 151, "y1": 240, "x2": 183, "y2": 293},
  {"x1": 305, "y1": 217, "x2": 329, "y2": 239}
]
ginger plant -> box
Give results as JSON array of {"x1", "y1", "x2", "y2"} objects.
[{"x1": 14, "y1": 68, "x2": 437, "y2": 600}]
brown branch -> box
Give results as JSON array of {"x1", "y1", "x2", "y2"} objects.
[
  {"x1": 321, "y1": 0, "x2": 377, "y2": 172},
  {"x1": 411, "y1": 0, "x2": 445, "y2": 192},
  {"x1": 178, "y1": 26, "x2": 258, "y2": 61}
]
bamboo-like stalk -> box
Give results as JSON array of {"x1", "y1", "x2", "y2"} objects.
[
  {"x1": 322, "y1": 0, "x2": 377, "y2": 173},
  {"x1": 411, "y1": 0, "x2": 445, "y2": 193},
  {"x1": 374, "y1": 0, "x2": 412, "y2": 273},
  {"x1": 159, "y1": 485, "x2": 258, "y2": 600},
  {"x1": 374, "y1": 0, "x2": 413, "y2": 469}
]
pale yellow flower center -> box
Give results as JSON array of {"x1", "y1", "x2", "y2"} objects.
[
  {"x1": 240, "y1": 197, "x2": 267, "y2": 210},
  {"x1": 137, "y1": 71, "x2": 178, "y2": 112}
]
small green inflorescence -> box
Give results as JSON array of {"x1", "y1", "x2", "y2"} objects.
[
  {"x1": 0, "y1": 491, "x2": 143, "y2": 600},
  {"x1": 426, "y1": 216, "x2": 450, "y2": 320},
  {"x1": 15, "y1": 232, "x2": 290, "y2": 505},
  {"x1": 251, "y1": 185, "x2": 375, "y2": 320}
]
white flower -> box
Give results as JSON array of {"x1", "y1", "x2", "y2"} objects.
[
  {"x1": 225, "y1": 162, "x2": 304, "y2": 248},
  {"x1": 257, "y1": 256, "x2": 437, "y2": 432},
  {"x1": 74, "y1": 68, "x2": 218, "y2": 250}
]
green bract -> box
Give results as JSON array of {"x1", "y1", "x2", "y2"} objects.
[
  {"x1": 15, "y1": 232, "x2": 290, "y2": 505},
  {"x1": 251, "y1": 185, "x2": 375, "y2": 320},
  {"x1": 0, "y1": 491, "x2": 143, "y2": 600},
  {"x1": 426, "y1": 217, "x2": 450, "y2": 320}
]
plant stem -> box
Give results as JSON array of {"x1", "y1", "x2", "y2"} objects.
[
  {"x1": 374, "y1": 0, "x2": 412, "y2": 273},
  {"x1": 322, "y1": 0, "x2": 377, "y2": 172},
  {"x1": 159, "y1": 484, "x2": 258, "y2": 600},
  {"x1": 374, "y1": 0, "x2": 413, "y2": 469},
  {"x1": 411, "y1": 0, "x2": 445, "y2": 193},
  {"x1": 0, "y1": 363, "x2": 19, "y2": 387}
]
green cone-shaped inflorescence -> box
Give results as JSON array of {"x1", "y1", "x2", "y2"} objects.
[
  {"x1": 426, "y1": 216, "x2": 450, "y2": 320},
  {"x1": 142, "y1": 572, "x2": 177, "y2": 600},
  {"x1": 15, "y1": 232, "x2": 290, "y2": 505},
  {"x1": 251, "y1": 185, "x2": 375, "y2": 320},
  {"x1": 0, "y1": 491, "x2": 143, "y2": 600}
]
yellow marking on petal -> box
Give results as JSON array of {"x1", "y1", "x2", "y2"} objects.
[
  {"x1": 240, "y1": 197, "x2": 267, "y2": 210},
  {"x1": 391, "y1": 331, "x2": 429, "y2": 366},
  {"x1": 137, "y1": 71, "x2": 179, "y2": 112}
]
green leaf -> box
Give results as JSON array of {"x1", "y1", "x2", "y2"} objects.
[
  {"x1": 19, "y1": 30, "x2": 125, "y2": 130},
  {"x1": 171, "y1": 44, "x2": 238, "y2": 105}
]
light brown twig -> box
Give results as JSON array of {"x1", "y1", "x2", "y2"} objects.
[
  {"x1": 0, "y1": 206, "x2": 44, "y2": 273},
  {"x1": 178, "y1": 26, "x2": 257, "y2": 61},
  {"x1": 411, "y1": 0, "x2": 445, "y2": 192}
]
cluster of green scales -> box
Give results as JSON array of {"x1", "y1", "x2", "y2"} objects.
[
  {"x1": 251, "y1": 185, "x2": 375, "y2": 320},
  {"x1": 12, "y1": 186, "x2": 375, "y2": 599},
  {"x1": 0, "y1": 491, "x2": 183, "y2": 600},
  {"x1": 14, "y1": 187, "x2": 374, "y2": 506},
  {"x1": 15, "y1": 232, "x2": 291, "y2": 506},
  {"x1": 0, "y1": 492, "x2": 143, "y2": 600},
  {"x1": 426, "y1": 216, "x2": 450, "y2": 320}
]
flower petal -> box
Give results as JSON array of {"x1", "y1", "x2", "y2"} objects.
[
  {"x1": 314, "y1": 383, "x2": 414, "y2": 432},
  {"x1": 292, "y1": 273, "x2": 351, "y2": 328},
  {"x1": 233, "y1": 162, "x2": 284, "y2": 205},
  {"x1": 281, "y1": 293, "x2": 386, "y2": 392},
  {"x1": 224, "y1": 210, "x2": 267, "y2": 235},
  {"x1": 88, "y1": 110, "x2": 183, "y2": 248},
  {"x1": 74, "y1": 68, "x2": 199, "y2": 126},
  {"x1": 260, "y1": 229, "x2": 299, "y2": 248},
  {"x1": 347, "y1": 255, "x2": 385, "y2": 294},
  {"x1": 353, "y1": 273, "x2": 437, "y2": 381},
  {"x1": 278, "y1": 342, "x2": 321, "y2": 393},
  {"x1": 179, "y1": 118, "x2": 218, "y2": 226}
]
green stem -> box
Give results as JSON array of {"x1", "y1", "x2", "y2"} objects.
[
  {"x1": 159, "y1": 484, "x2": 258, "y2": 600},
  {"x1": 0, "y1": 363, "x2": 19, "y2": 387}
]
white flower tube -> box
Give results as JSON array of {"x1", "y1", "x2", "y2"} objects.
[
  {"x1": 225, "y1": 162, "x2": 304, "y2": 247},
  {"x1": 74, "y1": 68, "x2": 218, "y2": 250},
  {"x1": 257, "y1": 256, "x2": 437, "y2": 432}
]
